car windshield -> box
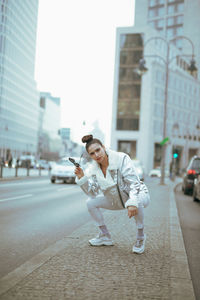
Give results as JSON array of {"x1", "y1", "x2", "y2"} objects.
[
  {"x1": 57, "y1": 160, "x2": 72, "y2": 166},
  {"x1": 192, "y1": 159, "x2": 200, "y2": 170}
]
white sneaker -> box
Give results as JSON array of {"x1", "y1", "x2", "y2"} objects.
[
  {"x1": 89, "y1": 233, "x2": 113, "y2": 246},
  {"x1": 132, "y1": 234, "x2": 146, "y2": 254}
]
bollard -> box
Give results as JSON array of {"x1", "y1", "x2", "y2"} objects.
[
  {"x1": 0, "y1": 164, "x2": 3, "y2": 178},
  {"x1": 15, "y1": 165, "x2": 18, "y2": 177},
  {"x1": 39, "y1": 166, "x2": 41, "y2": 176}
]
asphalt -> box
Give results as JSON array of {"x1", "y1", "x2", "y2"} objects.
[{"x1": 0, "y1": 178, "x2": 195, "y2": 300}]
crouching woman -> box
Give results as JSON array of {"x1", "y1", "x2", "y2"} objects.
[{"x1": 74, "y1": 135, "x2": 150, "y2": 254}]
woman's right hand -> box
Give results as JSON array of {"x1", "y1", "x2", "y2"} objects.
[{"x1": 74, "y1": 167, "x2": 84, "y2": 179}]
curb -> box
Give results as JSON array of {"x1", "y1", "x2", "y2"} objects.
[
  {"x1": 170, "y1": 182, "x2": 195, "y2": 299},
  {"x1": 0, "y1": 175, "x2": 49, "y2": 182}
]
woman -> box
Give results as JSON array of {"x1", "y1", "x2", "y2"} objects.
[{"x1": 75, "y1": 135, "x2": 150, "y2": 254}]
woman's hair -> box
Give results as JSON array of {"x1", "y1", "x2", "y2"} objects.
[{"x1": 82, "y1": 134, "x2": 103, "y2": 152}]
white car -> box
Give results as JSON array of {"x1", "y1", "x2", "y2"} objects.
[
  {"x1": 132, "y1": 160, "x2": 145, "y2": 181},
  {"x1": 50, "y1": 158, "x2": 77, "y2": 184},
  {"x1": 149, "y1": 167, "x2": 169, "y2": 178},
  {"x1": 149, "y1": 168, "x2": 161, "y2": 177}
]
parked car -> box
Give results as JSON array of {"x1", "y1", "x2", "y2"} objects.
[
  {"x1": 193, "y1": 175, "x2": 200, "y2": 201},
  {"x1": 149, "y1": 168, "x2": 161, "y2": 177},
  {"x1": 182, "y1": 156, "x2": 200, "y2": 195},
  {"x1": 18, "y1": 155, "x2": 36, "y2": 168},
  {"x1": 50, "y1": 158, "x2": 78, "y2": 184},
  {"x1": 132, "y1": 159, "x2": 145, "y2": 181},
  {"x1": 36, "y1": 159, "x2": 49, "y2": 170},
  {"x1": 148, "y1": 167, "x2": 169, "y2": 178}
]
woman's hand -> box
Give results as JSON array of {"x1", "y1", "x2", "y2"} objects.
[
  {"x1": 127, "y1": 206, "x2": 138, "y2": 218},
  {"x1": 74, "y1": 167, "x2": 84, "y2": 179}
]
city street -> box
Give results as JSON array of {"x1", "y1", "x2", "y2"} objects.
[
  {"x1": 0, "y1": 176, "x2": 199, "y2": 299},
  {"x1": 0, "y1": 178, "x2": 89, "y2": 278}
]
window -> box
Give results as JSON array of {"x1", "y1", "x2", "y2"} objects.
[
  {"x1": 149, "y1": 0, "x2": 156, "y2": 7},
  {"x1": 149, "y1": 0, "x2": 164, "y2": 7},
  {"x1": 158, "y1": 6, "x2": 164, "y2": 16},
  {"x1": 176, "y1": 15, "x2": 183, "y2": 24},
  {"x1": 166, "y1": 28, "x2": 174, "y2": 38},
  {"x1": 167, "y1": 4, "x2": 175, "y2": 14},
  {"x1": 118, "y1": 140, "x2": 136, "y2": 159},
  {"x1": 149, "y1": 8, "x2": 157, "y2": 17},
  {"x1": 167, "y1": 17, "x2": 174, "y2": 26},
  {"x1": 175, "y1": 26, "x2": 183, "y2": 36},
  {"x1": 157, "y1": 19, "x2": 164, "y2": 28},
  {"x1": 168, "y1": 2, "x2": 184, "y2": 14},
  {"x1": 177, "y1": 3, "x2": 184, "y2": 12}
]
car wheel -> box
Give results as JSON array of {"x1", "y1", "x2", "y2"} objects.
[
  {"x1": 51, "y1": 178, "x2": 55, "y2": 183},
  {"x1": 183, "y1": 186, "x2": 189, "y2": 195}
]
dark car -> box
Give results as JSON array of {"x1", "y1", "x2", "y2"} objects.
[
  {"x1": 182, "y1": 156, "x2": 200, "y2": 195},
  {"x1": 193, "y1": 175, "x2": 200, "y2": 202}
]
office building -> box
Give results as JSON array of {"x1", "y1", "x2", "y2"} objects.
[
  {"x1": 0, "y1": 0, "x2": 39, "y2": 160},
  {"x1": 38, "y1": 92, "x2": 61, "y2": 159},
  {"x1": 134, "y1": 0, "x2": 200, "y2": 78},
  {"x1": 111, "y1": 0, "x2": 200, "y2": 174}
]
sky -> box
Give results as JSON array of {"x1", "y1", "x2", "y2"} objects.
[{"x1": 35, "y1": 0, "x2": 135, "y2": 146}]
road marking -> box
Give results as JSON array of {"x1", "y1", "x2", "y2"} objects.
[{"x1": 0, "y1": 194, "x2": 33, "y2": 202}]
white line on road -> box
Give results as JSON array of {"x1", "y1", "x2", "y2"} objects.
[{"x1": 0, "y1": 194, "x2": 33, "y2": 202}]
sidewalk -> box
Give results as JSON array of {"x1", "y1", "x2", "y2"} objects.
[
  {"x1": 0, "y1": 179, "x2": 195, "y2": 300},
  {"x1": 0, "y1": 167, "x2": 49, "y2": 181}
]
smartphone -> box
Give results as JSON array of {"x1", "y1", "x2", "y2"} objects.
[{"x1": 69, "y1": 157, "x2": 80, "y2": 167}]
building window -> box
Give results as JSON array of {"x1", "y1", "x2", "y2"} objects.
[
  {"x1": 149, "y1": 0, "x2": 164, "y2": 8},
  {"x1": 118, "y1": 140, "x2": 136, "y2": 158},
  {"x1": 167, "y1": 2, "x2": 184, "y2": 15}
]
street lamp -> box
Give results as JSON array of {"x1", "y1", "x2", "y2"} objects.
[{"x1": 138, "y1": 35, "x2": 197, "y2": 185}]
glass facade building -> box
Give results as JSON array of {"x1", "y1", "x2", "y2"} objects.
[
  {"x1": 0, "y1": 0, "x2": 39, "y2": 160},
  {"x1": 117, "y1": 34, "x2": 143, "y2": 132}
]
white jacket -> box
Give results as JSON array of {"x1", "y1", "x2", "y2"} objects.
[{"x1": 75, "y1": 149, "x2": 149, "y2": 208}]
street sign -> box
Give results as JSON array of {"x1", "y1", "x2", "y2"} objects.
[{"x1": 160, "y1": 137, "x2": 169, "y2": 146}]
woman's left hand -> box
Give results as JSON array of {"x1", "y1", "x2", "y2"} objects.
[{"x1": 127, "y1": 206, "x2": 138, "y2": 218}]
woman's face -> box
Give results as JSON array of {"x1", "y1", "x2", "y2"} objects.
[{"x1": 87, "y1": 143, "x2": 106, "y2": 164}]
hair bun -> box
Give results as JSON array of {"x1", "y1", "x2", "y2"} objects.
[{"x1": 82, "y1": 134, "x2": 93, "y2": 144}]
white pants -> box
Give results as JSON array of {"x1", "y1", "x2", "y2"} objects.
[{"x1": 86, "y1": 191, "x2": 150, "y2": 229}]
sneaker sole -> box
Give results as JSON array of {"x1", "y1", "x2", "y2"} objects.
[
  {"x1": 132, "y1": 235, "x2": 146, "y2": 254},
  {"x1": 132, "y1": 247, "x2": 145, "y2": 254},
  {"x1": 89, "y1": 240, "x2": 113, "y2": 246}
]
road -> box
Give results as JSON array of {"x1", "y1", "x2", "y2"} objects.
[
  {"x1": 0, "y1": 178, "x2": 89, "y2": 279},
  {"x1": 174, "y1": 182, "x2": 200, "y2": 300}
]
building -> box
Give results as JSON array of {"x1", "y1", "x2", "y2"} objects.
[
  {"x1": 111, "y1": 0, "x2": 200, "y2": 175},
  {"x1": 134, "y1": 0, "x2": 200, "y2": 75},
  {"x1": 0, "y1": 0, "x2": 39, "y2": 161},
  {"x1": 38, "y1": 92, "x2": 62, "y2": 159}
]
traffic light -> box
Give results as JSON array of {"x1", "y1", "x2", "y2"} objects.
[{"x1": 173, "y1": 149, "x2": 179, "y2": 159}]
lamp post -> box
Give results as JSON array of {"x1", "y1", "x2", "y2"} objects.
[{"x1": 138, "y1": 35, "x2": 197, "y2": 185}]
